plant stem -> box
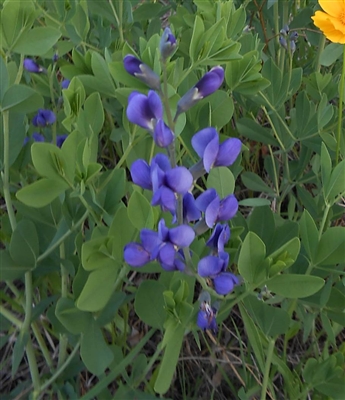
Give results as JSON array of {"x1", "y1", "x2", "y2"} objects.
[
  {"x1": 335, "y1": 44, "x2": 345, "y2": 164},
  {"x1": 2, "y1": 110, "x2": 17, "y2": 231},
  {"x1": 0, "y1": 305, "x2": 22, "y2": 328},
  {"x1": 314, "y1": 34, "x2": 326, "y2": 73},
  {"x1": 260, "y1": 338, "x2": 275, "y2": 400},
  {"x1": 318, "y1": 203, "x2": 330, "y2": 240},
  {"x1": 58, "y1": 243, "x2": 68, "y2": 368},
  {"x1": 108, "y1": 0, "x2": 124, "y2": 43}
]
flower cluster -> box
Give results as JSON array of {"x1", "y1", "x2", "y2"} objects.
[
  {"x1": 122, "y1": 28, "x2": 241, "y2": 332},
  {"x1": 279, "y1": 25, "x2": 298, "y2": 53}
]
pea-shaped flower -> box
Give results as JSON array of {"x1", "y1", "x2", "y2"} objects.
[
  {"x1": 32, "y1": 109, "x2": 56, "y2": 127},
  {"x1": 191, "y1": 127, "x2": 241, "y2": 174},
  {"x1": 127, "y1": 91, "x2": 174, "y2": 147},
  {"x1": 195, "y1": 189, "x2": 238, "y2": 228},
  {"x1": 23, "y1": 58, "x2": 44, "y2": 73}
]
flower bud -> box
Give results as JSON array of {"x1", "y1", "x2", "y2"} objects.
[
  {"x1": 159, "y1": 27, "x2": 177, "y2": 60},
  {"x1": 23, "y1": 58, "x2": 44, "y2": 73},
  {"x1": 123, "y1": 55, "x2": 161, "y2": 91}
]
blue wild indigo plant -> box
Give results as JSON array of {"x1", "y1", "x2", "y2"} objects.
[{"x1": 123, "y1": 27, "x2": 242, "y2": 332}]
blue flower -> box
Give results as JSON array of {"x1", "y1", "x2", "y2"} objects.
[
  {"x1": 23, "y1": 133, "x2": 45, "y2": 145},
  {"x1": 176, "y1": 66, "x2": 224, "y2": 115},
  {"x1": 195, "y1": 189, "x2": 238, "y2": 228},
  {"x1": 197, "y1": 301, "x2": 218, "y2": 333},
  {"x1": 127, "y1": 91, "x2": 174, "y2": 147},
  {"x1": 130, "y1": 154, "x2": 193, "y2": 213},
  {"x1": 23, "y1": 59, "x2": 44, "y2": 73},
  {"x1": 160, "y1": 27, "x2": 177, "y2": 60},
  {"x1": 56, "y1": 134, "x2": 68, "y2": 148},
  {"x1": 198, "y1": 252, "x2": 239, "y2": 295},
  {"x1": 123, "y1": 55, "x2": 161, "y2": 91},
  {"x1": 191, "y1": 127, "x2": 241, "y2": 173},
  {"x1": 124, "y1": 219, "x2": 195, "y2": 271},
  {"x1": 32, "y1": 109, "x2": 56, "y2": 127},
  {"x1": 206, "y1": 223, "x2": 230, "y2": 253},
  {"x1": 61, "y1": 79, "x2": 70, "y2": 89}
]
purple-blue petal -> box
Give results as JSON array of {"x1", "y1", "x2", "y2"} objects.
[
  {"x1": 191, "y1": 127, "x2": 218, "y2": 158},
  {"x1": 213, "y1": 272, "x2": 239, "y2": 295},
  {"x1": 159, "y1": 186, "x2": 177, "y2": 213},
  {"x1": 61, "y1": 79, "x2": 70, "y2": 89},
  {"x1": 148, "y1": 90, "x2": 163, "y2": 120},
  {"x1": 158, "y1": 219, "x2": 169, "y2": 242},
  {"x1": 206, "y1": 223, "x2": 230, "y2": 252},
  {"x1": 165, "y1": 167, "x2": 193, "y2": 194},
  {"x1": 205, "y1": 196, "x2": 220, "y2": 228},
  {"x1": 140, "y1": 229, "x2": 161, "y2": 253},
  {"x1": 124, "y1": 243, "x2": 150, "y2": 267},
  {"x1": 203, "y1": 136, "x2": 219, "y2": 172},
  {"x1": 151, "y1": 153, "x2": 171, "y2": 172},
  {"x1": 23, "y1": 58, "x2": 42, "y2": 73},
  {"x1": 195, "y1": 66, "x2": 224, "y2": 97},
  {"x1": 32, "y1": 133, "x2": 45, "y2": 142},
  {"x1": 157, "y1": 243, "x2": 176, "y2": 268},
  {"x1": 183, "y1": 193, "x2": 201, "y2": 222},
  {"x1": 218, "y1": 195, "x2": 238, "y2": 221},
  {"x1": 195, "y1": 189, "x2": 218, "y2": 212},
  {"x1": 127, "y1": 93, "x2": 155, "y2": 130},
  {"x1": 198, "y1": 255, "x2": 223, "y2": 277},
  {"x1": 56, "y1": 134, "x2": 68, "y2": 148},
  {"x1": 123, "y1": 55, "x2": 142, "y2": 76},
  {"x1": 215, "y1": 138, "x2": 242, "y2": 167},
  {"x1": 153, "y1": 120, "x2": 174, "y2": 147},
  {"x1": 169, "y1": 225, "x2": 195, "y2": 247},
  {"x1": 131, "y1": 159, "x2": 152, "y2": 190}
]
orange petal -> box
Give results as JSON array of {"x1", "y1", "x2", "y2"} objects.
[
  {"x1": 319, "y1": 0, "x2": 345, "y2": 18},
  {"x1": 312, "y1": 12, "x2": 345, "y2": 43}
]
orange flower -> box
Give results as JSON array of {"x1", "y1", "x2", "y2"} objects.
[{"x1": 311, "y1": 0, "x2": 345, "y2": 43}]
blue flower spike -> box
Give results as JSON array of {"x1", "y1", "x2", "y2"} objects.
[
  {"x1": 160, "y1": 27, "x2": 177, "y2": 60},
  {"x1": 123, "y1": 55, "x2": 161, "y2": 91},
  {"x1": 176, "y1": 66, "x2": 224, "y2": 117}
]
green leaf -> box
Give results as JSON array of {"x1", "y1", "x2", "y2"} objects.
[
  {"x1": 209, "y1": 91, "x2": 234, "y2": 128},
  {"x1": 241, "y1": 171, "x2": 276, "y2": 196},
  {"x1": 76, "y1": 267, "x2": 118, "y2": 312},
  {"x1": 268, "y1": 237, "x2": 300, "y2": 275},
  {"x1": 238, "y1": 231, "x2": 266, "y2": 284},
  {"x1": 206, "y1": 167, "x2": 235, "y2": 197},
  {"x1": 238, "y1": 303, "x2": 265, "y2": 371},
  {"x1": 109, "y1": 206, "x2": 137, "y2": 260},
  {"x1": 16, "y1": 179, "x2": 68, "y2": 208},
  {"x1": 0, "y1": 250, "x2": 32, "y2": 281},
  {"x1": 243, "y1": 296, "x2": 291, "y2": 337},
  {"x1": 320, "y1": 142, "x2": 332, "y2": 194},
  {"x1": 320, "y1": 43, "x2": 344, "y2": 66},
  {"x1": 325, "y1": 159, "x2": 345, "y2": 202},
  {"x1": 248, "y1": 205, "x2": 275, "y2": 249},
  {"x1": 31, "y1": 143, "x2": 70, "y2": 181},
  {"x1": 127, "y1": 190, "x2": 154, "y2": 230},
  {"x1": 80, "y1": 320, "x2": 114, "y2": 375},
  {"x1": 238, "y1": 198, "x2": 271, "y2": 207},
  {"x1": 134, "y1": 280, "x2": 166, "y2": 330},
  {"x1": 56, "y1": 298, "x2": 93, "y2": 334},
  {"x1": 189, "y1": 15, "x2": 204, "y2": 62},
  {"x1": 299, "y1": 209, "x2": 319, "y2": 261},
  {"x1": 236, "y1": 118, "x2": 278, "y2": 146},
  {"x1": 266, "y1": 274, "x2": 325, "y2": 298},
  {"x1": 154, "y1": 323, "x2": 184, "y2": 395},
  {"x1": 83, "y1": 92, "x2": 104, "y2": 135},
  {"x1": 9, "y1": 220, "x2": 38, "y2": 268},
  {"x1": 1, "y1": 84, "x2": 43, "y2": 113},
  {"x1": 12, "y1": 27, "x2": 61, "y2": 55},
  {"x1": 315, "y1": 227, "x2": 345, "y2": 265},
  {"x1": 0, "y1": 56, "x2": 9, "y2": 102},
  {"x1": 90, "y1": 52, "x2": 116, "y2": 97},
  {"x1": 12, "y1": 332, "x2": 29, "y2": 377}
]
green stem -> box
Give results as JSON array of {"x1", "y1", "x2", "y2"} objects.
[
  {"x1": 0, "y1": 305, "x2": 22, "y2": 328},
  {"x1": 48, "y1": 64, "x2": 57, "y2": 145},
  {"x1": 26, "y1": 338, "x2": 41, "y2": 393},
  {"x1": 318, "y1": 203, "x2": 330, "y2": 240},
  {"x1": 2, "y1": 110, "x2": 17, "y2": 231},
  {"x1": 14, "y1": 54, "x2": 24, "y2": 84},
  {"x1": 58, "y1": 243, "x2": 68, "y2": 367},
  {"x1": 314, "y1": 35, "x2": 326, "y2": 73},
  {"x1": 260, "y1": 338, "x2": 275, "y2": 400},
  {"x1": 34, "y1": 342, "x2": 81, "y2": 399},
  {"x1": 108, "y1": 0, "x2": 124, "y2": 43},
  {"x1": 32, "y1": 322, "x2": 53, "y2": 369},
  {"x1": 335, "y1": 44, "x2": 345, "y2": 164}
]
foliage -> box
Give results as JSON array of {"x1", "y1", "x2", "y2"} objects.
[{"x1": 1, "y1": 0, "x2": 344, "y2": 399}]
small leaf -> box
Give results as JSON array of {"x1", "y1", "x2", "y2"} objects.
[
  {"x1": 127, "y1": 191, "x2": 154, "y2": 230},
  {"x1": 9, "y1": 220, "x2": 39, "y2": 268},
  {"x1": 12, "y1": 27, "x2": 61, "y2": 55},
  {"x1": 266, "y1": 274, "x2": 324, "y2": 298},
  {"x1": 206, "y1": 167, "x2": 235, "y2": 197}
]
